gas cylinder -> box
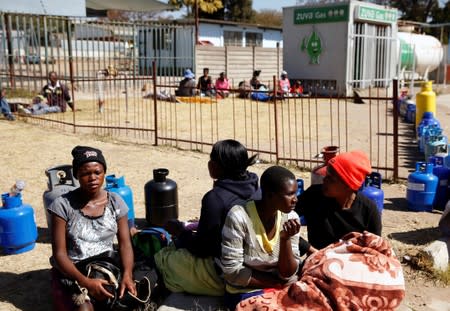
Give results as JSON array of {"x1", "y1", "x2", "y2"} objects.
[
  {"x1": 424, "y1": 135, "x2": 448, "y2": 161},
  {"x1": 405, "y1": 103, "x2": 416, "y2": 124},
  {"x1": 311, "y1": 146, "x2": 339, "y2": 185},
  {"x1": 0, "y1": 193, "x2": 38, "y2": 254},
  {"x1": 145, "y1": 168, "x2": 178, "y2": 226},
  {"x1": 407, "y1": 162, "x2": 438, "y2": 212},
  {"x1": 428, "y1": 156, "x2": 450, "y2": 211},
  {"x1": 360, "y1": 172, "x2": 384, "y2": 214},
  {"x1": 43, "y1": 165, "x2": 79, "y2": 230},
  {"x1": 417, "y1": 111, "x2": 440, "y2": 145},
  {"x1": 105, "y1": 174, "x2": 135, "y2": 228},
  {"x1": 415, "y1": 81, "x2": 436, "y2": 129}
]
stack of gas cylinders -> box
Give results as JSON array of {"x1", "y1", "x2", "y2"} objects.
[{"x1": 404, "y1": 83, "x2": 450, "y2": 212}]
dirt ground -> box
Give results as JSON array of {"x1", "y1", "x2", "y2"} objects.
[{"x1": 0, "y1": 94, "x2": 449, "y2": 310}]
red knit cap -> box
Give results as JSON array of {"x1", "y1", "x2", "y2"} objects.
[{"x1": 328, "y1": 150, "x2": 371, "y2": 191}]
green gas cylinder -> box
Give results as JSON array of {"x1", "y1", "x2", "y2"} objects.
[{"x1": 415, "y1": 81, "x2": 436, "y2": 129}]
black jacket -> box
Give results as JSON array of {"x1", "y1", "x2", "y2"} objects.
[{"x1": 177, "y1": 172, "x2": 260, "y2": 258}]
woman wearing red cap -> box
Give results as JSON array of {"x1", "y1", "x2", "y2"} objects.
[{"x1": 295, "y1": 150, "x2": 382, "y2": 255}]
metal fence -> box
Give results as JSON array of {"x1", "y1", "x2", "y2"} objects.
[{"x1": 0, "y1": 13, "x2": 400, "y2": 180}]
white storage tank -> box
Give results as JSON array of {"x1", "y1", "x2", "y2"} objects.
[{"x1": 398, "y1": 32, "x2": 443, "y2": 78}]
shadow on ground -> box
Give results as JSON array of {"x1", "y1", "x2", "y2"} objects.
[
  {"x1": 388, "y1": 227, "x2": 441, "y2": 246},
  {"x1": 0, "y1": 269, "x2": 52, "y2": 311}
]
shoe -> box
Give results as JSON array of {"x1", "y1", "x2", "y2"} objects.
[
  {"x1": 6, "y1": 114, "x2": 15, "y2": 121},
  {"x1": 17, "y1": 104, "x2": 31, "y2": 115}
]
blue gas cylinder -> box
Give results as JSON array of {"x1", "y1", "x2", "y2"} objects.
[
  {"x1": 424, "y1": 135, "x2": 448, "y2": 161},
  {"x1": 428, "y1": 156, "x2": 450, "y2": 211},
  {"x1": 296, "y1": 178, "x2": 306, "y2": 225},
  {"x1": 407, "y1": 162, "x2": 438, "y2": 212},
  {"x1": 361, "y1": 172, "x2": 384, "y2": 214},
  {"x1": 105, "y1": 174, "x2": 135, "y2": 228},
  {"x1": 406, "y1": 103, "x2": 416, "y2": 124},
  {"x1": 0, "y1": 193, "x2": 38, "y2": 254},
  {"x1": 420, "y1": 125, "x2": 442, "y2": 153}
]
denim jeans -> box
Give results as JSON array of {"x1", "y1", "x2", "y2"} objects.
[
  {"x1": 1, "y1": 97, "x2": 12, "y2": 117},
  {"x1": 31, "y1": 103, "x2": 61, "y2": 115}
]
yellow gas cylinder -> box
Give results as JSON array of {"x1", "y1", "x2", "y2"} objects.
[{"x1": 415, "y1": 81, "x2": 436, "y2": 129}]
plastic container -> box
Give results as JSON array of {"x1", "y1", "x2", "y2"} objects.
[
  {"x1": 105, "y1": 174, "x2": 135, "y2": 228},
  {"x1": 407, "y1": 162, "x2": 438, "y2": 212},
  {"x1": 43, "y1": 165, "x2": 79, "y2": 230},
  {"x1": 415, "y1": 81, "x2": 436, "y2": 129},
  {"x1": 0, "y1": 193, "x2": 38, "y2": 254},
  {"x1": 428, "y1": 156, "x2": 450, "y2": 211},
  {"x1": 311, "y1": 146, "x2": 339, "y2": 185},
  {"x1": 360, "y1": 172, "x2": 384, "y2": 214},
  {"x1": 144, "y1": 168, "x2": 178, "y2": 226}
]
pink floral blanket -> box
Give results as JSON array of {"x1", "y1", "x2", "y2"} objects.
[{"x1": 237, "y1": 231, "x2": 405, "y2": 311}]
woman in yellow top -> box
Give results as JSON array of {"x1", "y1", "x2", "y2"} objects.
[{"x1": 220, "y1": 166, "x2": 301, "y2": 310}]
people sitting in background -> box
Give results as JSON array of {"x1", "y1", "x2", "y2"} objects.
[
  {"x1": 155, "y1": 140, "x2": 260, "y2": 297},
  {"x1": 220, "y1": 165, "x2": 301, "y2": 310},
  {"x1": 238, "y1": 81, "x2": 252, "y2": 99},
  {"x1": 41, "y1": 71, "x2": 73, "y2": 112},
  {"x1": 18, "y1": 94, "x2": 61, "y2": 115},
  {"x1": 175, "y1": 69, "x2": 197, "y2": 97},
  {"x1": 215, "y1": 72, "x2": 230, "y2": 98},
  {"x1": 290, "y1": 80, "x2": 304, "y2": 97},
  {"x1": 0, "y1": 88, "x2": 15, "y2": 121},
  {"x1": 278, "y1": 70, "x2": 291, "y2": 97},
  {"x1": 295, "y1": 150, "x2": 382, "y2": 256},
  {"x1": 250, "y1": 70, "x2": 262, "y2": 89},
  {"x1": 197, "y1": 67, "x2": 214, "y2": 97}
]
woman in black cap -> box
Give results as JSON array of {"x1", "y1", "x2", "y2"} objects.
[{"x1": 48, "y1": 145, "x2": 136, "y2": 311}]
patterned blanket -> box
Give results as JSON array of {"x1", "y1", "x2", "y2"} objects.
[{"x1": 237, "y1": 231, "x2": 405, "y2": 311}]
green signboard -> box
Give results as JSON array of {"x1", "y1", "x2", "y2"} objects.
[
  {"x1": 355, "y1": 5, "x2": 397, "y2": 24},
  {"x1": 294, "y1": 5, "x2": 349, "y2": 24}
]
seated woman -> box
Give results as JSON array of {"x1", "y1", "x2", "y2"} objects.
[
  {"x1": 220, "y1": 166, "x2": 301, "y2": 310},
  {"x1": 49, "y1": 146, "x2": 136, "y2": 311},
  {"x1": 215, "y1": 72, "x2": 230, "y2": 98},
  {"x1": 155, "y1": 139, "x2": 260, "y2": 297},
  {"x1": 295, "y1": 150, "x2": 382, "y2": 255}
]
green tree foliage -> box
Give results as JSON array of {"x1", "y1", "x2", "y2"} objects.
[
  {"x1": 199, "y1": 0, "x2": 255, "y2": 22},
  {"x1": 389, "y1": 0, "x2": 439, "y2": 22}
]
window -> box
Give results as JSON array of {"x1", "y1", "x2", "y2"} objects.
[
  {"x1": 224, "y1": 31, "x2": 243, "y2": 47},
  {"x1": 245, "y1": 32, "x2": 262, "y2": 47}
]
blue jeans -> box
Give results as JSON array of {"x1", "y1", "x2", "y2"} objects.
[
  {"x1": 1, "y1": 97, "x2": 12, "y2": 117},
  {"x1": 31, "y1": 103, "x2": 61, "y2": 115}
]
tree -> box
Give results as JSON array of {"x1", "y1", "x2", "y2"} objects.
[
  {"x1": 199, "y1": 0, "x2": 255, "y2": 22},
  {"x1": 169, "y1": 0, "x2": 224, "y2": 17},
  {"x1": 388, "y1": 0, "x2": 439, "y2": 22},
  {"x1": 253, "y1": 9, "x2": 283, "y2": 27}
]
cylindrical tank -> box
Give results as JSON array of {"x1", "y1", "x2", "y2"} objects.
[
  {"x1": 360, "y1": 172, "x2": 384, "y2": 215},
  {"x1": 405, "y1": 103, "x2": 416, "y2": 124},
  {"x1": 398, "y1": 32, "x2": 443, "y2": 77},
  {"x1": 407, "y1": 162, "x2": 438, "y2": 212},
  {"x1": 428, "y1": 156, "x2": 450, "y2": 211},
  {"x1": 105, "y1": 174, "x2": 135, "y2": 228},
  {"x1": 311, "y1": 146, "x2": 339, "y2": 185},
  {"x1": 145, "y1": 168, "x2": 178, "y2": 227},
  {"x1": 43, "y1": 165, "x2": 79, "y2": 231},
  {"x1": 0, "y1": 193, "x2": 38, "y2": 254},
  {"x1": 415, "y1": 81, "x2": 436, "y2": 129},
  {"x1": 417, "y1": 112, "x2": 440, "y2": 148}
]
